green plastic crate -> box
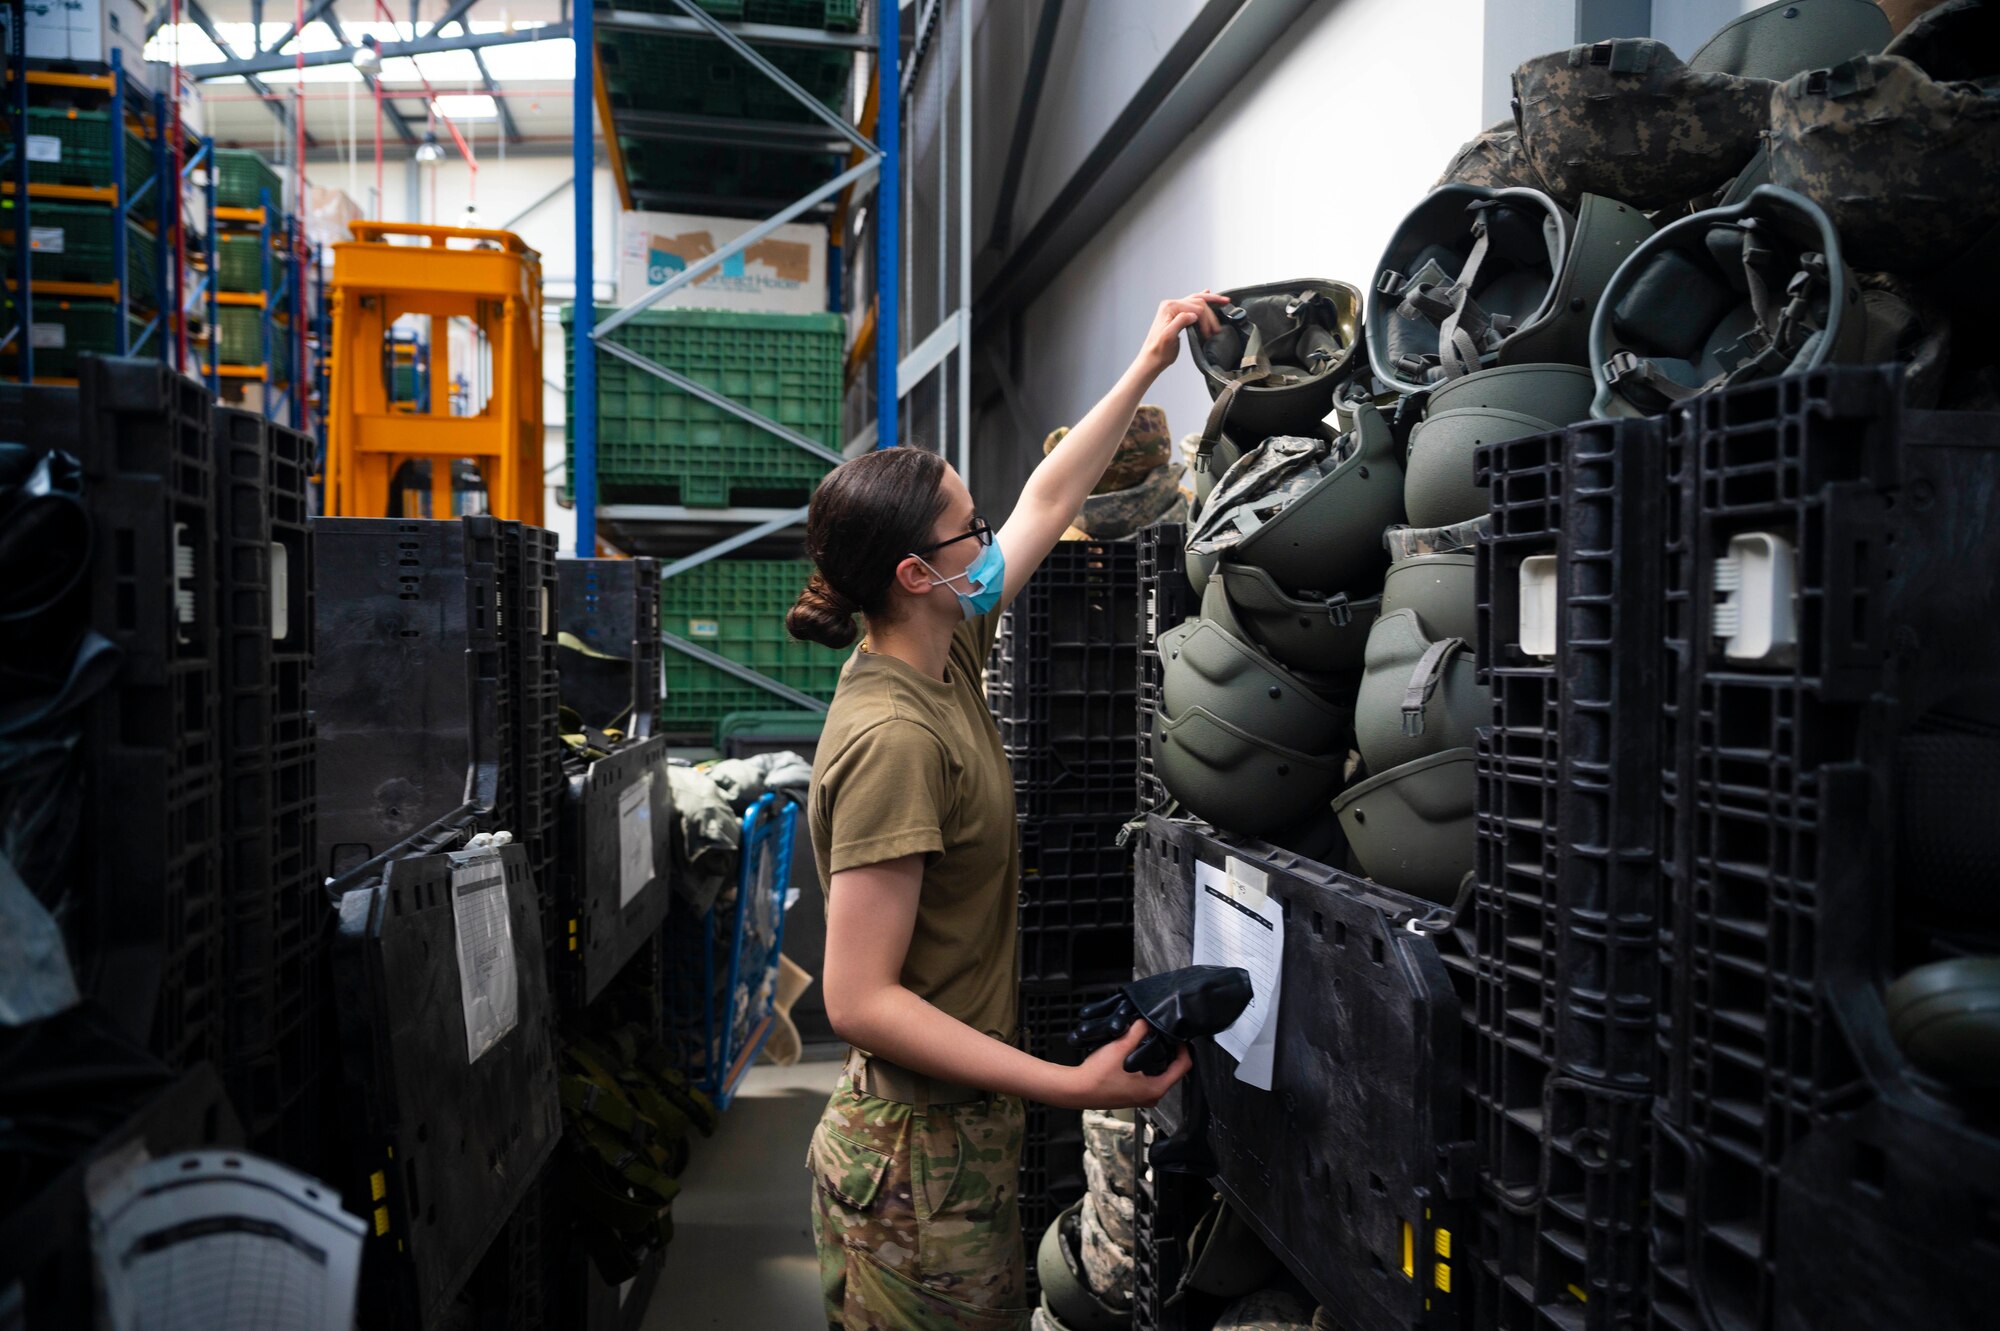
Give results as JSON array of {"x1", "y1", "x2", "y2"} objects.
[
  {"x1": 217, "y1": 306, "x2": 294, "y2": 379},
  {"x1": 563, "y1": 304, "x2": 842, "y2": 507},
  {"x1": 5, "y1": 299, "x2": 144, "y2": 378},
  {"x1": 216, "y1": 231, "x2": 280, "y2": 293},
  {"x1": 744, "y1": 0, "x2": 860, "y2": 31},
  {"x1": 616, "y1": 137, "x2": 843, "y2": 211},
  {"x1": 658, "y1": 559, "x2": 844, "y2": 734},
  {"x1": 214, "y1": 149, "x2": 283, "y2": 212},
  {"x1": 600, "y1": 31, "x2": 852, "y2": 122},
  {"x1": 1, "y1": 203, "x2": 159, "y2": 306},
  {"x1": 22, "y1": 110, "x2": 156, "y2": 212},
  {"x1": 392, "y1": 361, "x2": 419, "y2": 401}
]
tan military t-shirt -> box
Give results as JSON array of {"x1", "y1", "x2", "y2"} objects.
[{"x1": 809, "y1": 612, "x2": 1020, "y2": 1044}]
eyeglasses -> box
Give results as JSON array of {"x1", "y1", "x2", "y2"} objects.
[{"x1": 912, "y1": 515, "x2": 993, "y2": 557}]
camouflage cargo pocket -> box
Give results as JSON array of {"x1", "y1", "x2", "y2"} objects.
[{"x1": 811, "y1": 1121, "x2": 896, "y2": 1211}]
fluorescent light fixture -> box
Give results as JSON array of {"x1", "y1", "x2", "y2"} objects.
[{"x1": 432, "y1": 94, "x2": 498, "y2": 121}]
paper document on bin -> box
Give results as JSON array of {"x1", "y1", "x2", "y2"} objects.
[
  {"x1": 618, "y1": 771, "x2": 656, "y2": 907},
  {"x1": 451, "y1": 850, "x2": 519, "y2": 1063},
  {"x1": 1191, "y1": 857, "x2": 1282, "y2": 1089}
]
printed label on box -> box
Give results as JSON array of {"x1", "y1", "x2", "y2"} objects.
[
  {"x1": 617, "y1": 770, "x2": 656, "y2": 908},
  {"x1": 26, "y1": 136, "x2": 62, "y2": 165},
  {"x1": 450, "y1": 851, "x2": 519, "y2": 1063},
  {"x1": 687, "y1": 618, "x2": 721, "y2": 640},
  {"x1": 30, "y1": 324, "x2": 66, "y2": 350},
  {"x1": 30, "y1": 227, "x2": 65, "y2": 254}
]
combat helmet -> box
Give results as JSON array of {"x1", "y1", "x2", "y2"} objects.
[
  {"x1": 1333, "y1": 747, "x2": 1478, "y2": 906},
  {"x1": 1038, "y1": 1201, "x2": 1130, "y2": 1331},
  {"x1": 1187, "y1": 280, "x2": 1365, "y2": 445},
  {"x1": 1154, "y1": 705, "x2": 1348, "y2": 838},
  {"x1": 1687, "y1": 0, "x2": 1890, "y2": 81},
  {"x1": 1404, "y1": 362, "x2": 1593, "y2": 527},
  {"x1": 1354, "y1": 609, "x2": 1489, "y2": 773},
  {"x1": 1190, "y1": 406, "x2": 1405, "y2": 598},
  {"x1": 1768, "y1": 52, "x2": 2000, "y2": 279},
  {"x1": 1367, "y1": 187, "x2": 1651, "y2": 394},
  {"x1": 1159, "y1": 581, "x2": 1357, "y2": 758},
  {"x1": 1181, "y1": 1197, "x2": 1283, "y2": 1299},
  {"x1": 1216, "y1": 562, "x2": 1382, "y2": 676},
  {"x1": 1885, "y1": 957, "x2": 2000, "y2": 1093},
  {"x1": 1590, "y1": 185, "x2": 1867, "y2": 418},
  {"x1": 1513, "y1": 40, "x2": 1774, "y2": 211},
  {"x1": 1380, "y1": 519, "x2": 1485, "y2": 644}
]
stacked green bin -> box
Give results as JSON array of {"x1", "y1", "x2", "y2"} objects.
[
  {"x1": 563, "y1": 304, "x2": 842, "y2": 507},
  {"x1": 22, "y1": 110, "x2": 156, "y2": 215},
  {"x1": 657, "y1": 559, "x2": 844, "y2": 735},
  {"x1": 5, "y1": 299, "x2": 145, "y2": 378},
  {"x1": 218, "y1": 305, "x2": 294, "y2": 381},
  {"x1": 1, "y1": 203, "x2": 159, "y2": 306},
  {"x1": 597, "y1": 3, "x2": 854, "y2": 123},
  {"x1": 216, "y1": 231, "x2": 279, "y2": 293},
  {"x1": 214, "y1": 149, "x2": 283, "y2": 212}
]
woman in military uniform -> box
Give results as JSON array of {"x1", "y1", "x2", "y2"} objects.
[{"x1": 786, "y1": 291, "x2": 1227, "y2": 1330}]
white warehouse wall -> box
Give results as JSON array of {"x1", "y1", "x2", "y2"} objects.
[{"x1": 973, "y1": 0, "x2": 1487, "y2": 514}]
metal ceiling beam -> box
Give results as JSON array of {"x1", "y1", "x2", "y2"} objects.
[
  {"x1": 318, "y1": 5, "x2": 419, "y2": 145},
  {"x1": 184, "y1": 21, "x2": 570, "y2": 79},
  {"x1": 430, "y1": 0, "x2": 522, "y2": 143},
  {"x1": 261, "y1": 0, "x2": 343, "y2": 57},
  {"x1": 975, "y1": 0, "x2": 1317, "y2": 331},
  {"x1": 185, "y1": 0, "x2": 312, "y2": 142},
  {"x1": 987, "y1": 0, "x2": 1062, "y2": 255},
  {"x1": 595, "y1": 9, "x2": 874, "y2": 51}
]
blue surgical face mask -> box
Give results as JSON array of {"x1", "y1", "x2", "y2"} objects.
[{"x1": 912, "y1": 541, "x2": 1006, "y2": 620}]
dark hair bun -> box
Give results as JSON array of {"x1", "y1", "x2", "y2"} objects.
[{"x1": 787, "y1": 573, "x2": 860, "y2": 649}]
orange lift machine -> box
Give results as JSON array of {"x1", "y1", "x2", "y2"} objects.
[{"x1": 324, "y1": 222, "x2": 544, "y2": 523}]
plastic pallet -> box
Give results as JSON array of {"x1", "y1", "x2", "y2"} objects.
[
  {"x1": 330, "y1": 842, "x2": 561, "y2": 1331},
  {"x1": 1133, "y1": 817, "x2": 1470, "y2": 1331},
  {"x1": 1017, "y1": 816, "x2": 1135, "y2": 988},
  {"x1": 312, "y1": 518, "x2": 507, "y2": 880},
  {"x1": 556, "y1": 556, "x2": 663, "y2": 738},
  {"x1": 563, "y1": 306, "x2": 842, "y2": 508},
  {"x1": 211, "y1": 407, "x2": 326, "y2": 1170},
  {"x1": 555, "y1": 735, "x2": 677, "y2": 1011},
  {"x1": 656, "y1": 557, "x2": 843, "y2": 733},
  {"x1": 1018, "y1": 979, "x2": 1124, "y2": 1295},
  {"x1": 1652, "y1": 367, "x2": 2000, "y2": 1331},
  {"x1": 987, "y1": 540, "x2": 1142, "y2": 821},
  {"x1": 1136, "y1": 522, "x2": 1193, "y2": 816},
  {"x1": 71, "y1": 358, "x2": 227, "y2": 1075}
]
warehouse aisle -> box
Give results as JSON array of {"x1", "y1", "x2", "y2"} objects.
[{"x1": 644, "y1": 1052, "x2": 843, "y2": 1328}]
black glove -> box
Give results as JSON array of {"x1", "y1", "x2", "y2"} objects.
[{"x1": 1067, "y1": 965, "x2": 1254, "y2": 1075}]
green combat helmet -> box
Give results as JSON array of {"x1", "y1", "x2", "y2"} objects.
[
  {"x1": 1404, "y1": 363, "x2": 1593, "y2": 527},
  {"x1": 1216, "y1": 562, "x2": 1383, "y2": 676},
  {"x1": 1159, "y1": 581, "x2": 1356, "y2": 759},
  {"x1": 1380, "y1": 518, "x2": 1486, "y2": 644},
  {"x1": 1188, "y1": 406, "x2": 1405, "y2": 599},
  {"x1": 1886, "y1": 957, "x2": 2000, "y2": 1094},
  {"x1": 1768, "y1": 53, "x2": 2000, "y2": 280},
  {"x1": 1355, "y1": 609, "x2": 1489, "y2": 773},
  {"x1": 1038, "y1": 1200, "x2": 1131, "y2": 1331},
  {"x1": 1367, "y1": 187, "x2": 1651, "y2": 393},
  {"x1": 1590, "y1": 184, "x2": 1866, "y2": 418},
  {"x1": 1213, "y1": 1288, "x2": 1317, "y2": 1331},
  {"x1": 1153, "y1": 705, "x2": 1349, "y2": 838},
  {"x1": 1686, "y1": 0, "x2": 1890, "y2": 81},
  {"x1": 1513, "y1": 39, "x2": 1773, "y2": 211},
  {"x1": 1187, "y1": 280, "x2": 1364, "y2": 446},
  {"x1": 1181, "y1": 1197, "x2": 1284, "y2": 1299},
  {"x1": 1333, "y1": 747, "x2": 1478, "y2": 905}
]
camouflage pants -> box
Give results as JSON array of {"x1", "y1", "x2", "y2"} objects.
[{"x1": 807, "y1": 1071, "x2": 1031, "y2": 1330}]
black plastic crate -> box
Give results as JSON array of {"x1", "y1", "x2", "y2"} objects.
[
  {"x1": 556, "y1": 556, "x2": 662, "y2": 738},
  {"x1": 554, "y1": 735, "x2": 676, "y2": 1011},
  {"x1": 1136, "y1": 522, "x2": 1192, "y2": 816},
  {"x1": 988, "y1": 539, "x2": 1141, "y2": 820},
  {"x1": 1132, "y1": 1116, "x2": 1211, "y2": 1331},
  {"x1": 71, "y1": 357, "x2": 226, "y2": 1074},
  {"x1": 330, "y1": 841, "x2": 561, "y2": 1331},
  {"x1": 312, "y1": 517, "x2": 507, "y2": 880},
  {"x1": 1018, "y1": 978, "x2": 1123, "y2": 1290},
  {"x1": 1652, "y1": 368, "x2": 2000, "y2": 1331},
  {"x1": 210, "y1": 406, "x2": 325, "y2": 1168},
  {"x1": 1133, "y1": 818, "x2": 1470, "y2": 1331},
  {"x1": 500, "y1": 521, "x2": 564, "y2": 898},
  {"x1": 1018, "y1": 816, "x2": 1134, "y2": 987}
]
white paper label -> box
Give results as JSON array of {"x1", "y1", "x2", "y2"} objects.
[
  {"x1": 451, "y1": 852, "x2": 519, "y2": 1062},
  {"x1": 30, "y1": 323, "x2": 66, "y2": 350},
  {"x1": 26, "y1": 135, "x2": 62, "y2": 164},
  {"x1": 617, "y1": 770, "x2": 656, "y2": 907},
  {"x1": 30, "y1": 226, "x2": 65, "y2": 254},
  {"x1": 1192, "y1": 858, "x2": 1284, "y2": 1090}
]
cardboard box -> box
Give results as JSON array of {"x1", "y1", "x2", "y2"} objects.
[{"x1": 617, "y1": 211, "x2": 828, "y2": 316}]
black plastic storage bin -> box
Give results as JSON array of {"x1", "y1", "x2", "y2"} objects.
[
  {"x1": 211, "y1": 406, "x2": 325, "y2": 1170},
  {"x1": 499, "y1": 520, "x2": 565, "y2": 897},
  {"x1": 1018, "y1": 978, "x2": 1124, "y2": 1294},
  {"x1": 1132, "y1": 1120, "x2": 1214, "y2": 1331},
  {"x1": 556, "y1": 556, "x2": 662, "y2": 738},
  {"x1": 330, "y1": 839, "x2": 560, "y2": 1331},
  {"x1": 1466, "y1": 415, "x2": 1671, "y2": 1328},
  {"x1": 312, "y1": 517, "x2": 506, "y2": 880},
  {"x1": 1133, "y1": 817, "x2": 1471, "y2": 1331},
  {"x1": 988, "y1": 539, "x2": 1141, "y2": 821},
  {"x1": 553, "y1": 735, "x2": 676, "y2": 1011},
  {"x1": 1136, "y1": 521, "x2": 1194, "y2": 816},
  {"x1": 1652, "y1": 367, "x2": 2000, "y2": 1331},
  {"x1": 1017, "y1": 816, "x2": 1135, "y2": 987},
  {"x1": 73, "y1": 357, "x2": 228, "y2": 1073}
]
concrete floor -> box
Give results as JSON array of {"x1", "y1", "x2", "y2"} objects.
[{"x1": 642, "y1": 1050, "x2": 843, "y2": 1329}]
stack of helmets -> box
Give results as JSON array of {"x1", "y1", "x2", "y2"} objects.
[
  {"x1": 1036, "y1": 1109, "x2": 1142, "y2": 1331},
  {"x1": 1161, "y1": 396, "x2": 1401, "y2": 853}
]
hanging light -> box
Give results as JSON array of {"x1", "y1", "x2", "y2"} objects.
[
  {"x1": 415, "y1": 132, "x2": 445, "y2": 165},
  {"x1": 352, "y1": 35, "x2": 382, "y2": 74}
]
